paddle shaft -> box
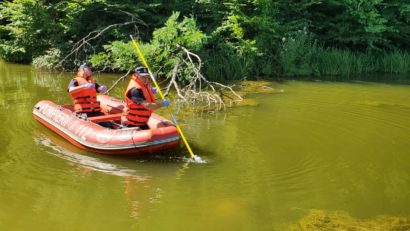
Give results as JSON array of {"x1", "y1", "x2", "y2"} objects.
[{"x1": 130, "y1": 36, "x2": 195, "y2": 158}]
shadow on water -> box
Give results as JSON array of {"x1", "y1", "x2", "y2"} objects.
[{"x1": 289, "y1": 74, "x2": 410, "y2": 85}]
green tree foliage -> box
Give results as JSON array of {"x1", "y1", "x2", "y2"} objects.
[
  {"x1": 90, "y1": 40, "x2": 138, "y2": 72},
  {"x1": 196, "y1": 0, "x2": 278, "y2": 79},
  {"x1": 0, "y1": 0, "x2": 409, "y2": 79},
  {"x1": 276, "y1": 0, "x2": 410, "y2": 51},
  {"x1": 0, "y1": 0, "x2": 65, "y2": 62},
  {"x1": 0, "y1": 0, "x2": 166, "y2": 65},
  {"x1": 91, "y1": 12, "x2": 207, "y2": 82}
]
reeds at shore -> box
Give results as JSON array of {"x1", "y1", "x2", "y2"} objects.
[{"x1": 279, "y1": 34, "x2": 410, "y2": 80}]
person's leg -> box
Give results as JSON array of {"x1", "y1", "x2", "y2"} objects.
[
  {"x1": 98, "y1": 121, "x2": 112, "y2": 128},
  {"x1": 139, "y1": 124, "x2": 150, "y2": 130},
  {"x1": 120, "y1": 122, "x2": 147, "y2": 130},
  {"x1": 85, "y1": 112, "x2": 112, "y2": 128},
  {"x1": 86, "y1": 111, "x2": 104, "y2": 117}
]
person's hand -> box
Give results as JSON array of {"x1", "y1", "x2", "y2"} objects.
[
  {"x1": 98, "y1": 85, "x2": 107, "y2": 93},
  {"x1": 162, "y1": 99, "x2": 169, "y2": 107},
  {"x1": 151, "y1": 87, "x2": 157, "y2": 94},
  {"x1": 84, "y1": 83, "x2": 95, "y2": 89}
]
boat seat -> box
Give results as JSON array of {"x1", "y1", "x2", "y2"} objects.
[{"x1": 88, "y1": 113, "x2": 122, "y2": 123}]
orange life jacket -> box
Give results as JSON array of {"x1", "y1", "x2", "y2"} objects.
[
  {"x1": 122, "y1": 75, "x2": 156, "y2": 126},
  {"x1": 69, "y1": 77, "x2": 101, "y2": 113}
]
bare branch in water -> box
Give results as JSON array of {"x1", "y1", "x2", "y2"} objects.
[
  {"x1": 106, "y1": 69, "x2": 132, "y2": 94},
  {"x1": 173, "y1": 44, "x2": 243, "y2": 112},
  {"x1": 107, "y1": 45, "x2": 242, "y2": 112},
  {"x1": 164, "y1": 59, "x2": 186, "y2": 100}
]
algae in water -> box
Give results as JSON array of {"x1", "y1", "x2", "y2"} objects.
[{"x1": 287, "y1": 209, "x2": 410, "y2": 231}]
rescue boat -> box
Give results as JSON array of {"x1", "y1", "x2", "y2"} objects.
[{"x1": 33, "y1": 95, "x2": 180, "y2": 155}]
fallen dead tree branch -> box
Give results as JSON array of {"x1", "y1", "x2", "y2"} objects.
[
  {"x1": 62, "y1": 20, "x2": 243, "y2": 112},
  {"x1": 106, "y1": 69, "x2": 132, "y2": 94},
  {"x1": 162, "y1": 44, "x2": 243, "y2": 112}
]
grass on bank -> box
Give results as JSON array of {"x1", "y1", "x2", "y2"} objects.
[{"x1": 279, "y1": 33, "x2": 410, "y2": 81}]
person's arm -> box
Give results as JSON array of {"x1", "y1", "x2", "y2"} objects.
[
  {"x1": 128, "y1": 87, "x2": 164, "y2": 110},
  {"x1": 68, "y1": 79, "x2": 99, "y2": 93},
  {"x1": 95, "y1": 82, "x2": 108, "y2": 93},
  {"x1": 68, "y1": 79, "x2": 81, "y2": 92},
  {"x1": 142, "y1": 101, "x2": 163, "y2": 110}
]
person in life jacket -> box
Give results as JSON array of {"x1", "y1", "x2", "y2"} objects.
[
  {"x1": 121, "y1": 66, "x2": 169, "y2": 129},
  {"x1": 67, "y1": 63, "x2": 107, "y2": 116}
]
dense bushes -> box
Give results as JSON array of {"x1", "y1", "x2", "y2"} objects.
[
  {"x1": 1, "y1": 0, "x2": 409, "y2": 81},
  {"x1": 91, "y1": 12, "x2": 207, "y2": 83}
]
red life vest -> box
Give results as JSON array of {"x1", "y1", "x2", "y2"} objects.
[
  {"x1": 122, "y1": 75, "x2": 156, "y2": 126},
  {"x1": 69, "y1": 77, "x2": 101, "y2": 113}
]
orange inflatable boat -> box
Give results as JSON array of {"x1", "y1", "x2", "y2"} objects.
[{"x1": 33, "y1": 95, "x2": 180, "y2": 155}]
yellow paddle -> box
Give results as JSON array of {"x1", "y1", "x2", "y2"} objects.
[{"x1": 130, "y1": 35, "x2": 196, "y2": 159}]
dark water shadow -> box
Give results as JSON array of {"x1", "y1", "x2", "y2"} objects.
[{"x1": 284, "y1": 74, "x2": 410, "y2": 85}]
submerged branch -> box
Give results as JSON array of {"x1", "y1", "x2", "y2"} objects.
[
  {"x1": 169, "y1": 45, "x2": 243, "y2": 112},
  {"x1": 105, "y1": 44, "x2": 243, "y2": 112},
  {"x1": 164, "y1": 59, "x2": 186, "y2": 100}
]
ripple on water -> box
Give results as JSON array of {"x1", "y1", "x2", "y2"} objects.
[
  {"x1": 268, "y1": 152, "x2": 319, "y2": 193},
  {"x1": 287, "y1": 89, "x2": 410, "y2": 144},
  {"x1": 350, "y1": 102, "x2": 410, "y2": 130},
  {"x1": 223, "y1": 142, "x2": 320, "y2": 193}
]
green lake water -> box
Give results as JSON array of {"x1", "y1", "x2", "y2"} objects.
[{"x1": 1, "y1": 60, "x2": 410, "y2": 230}]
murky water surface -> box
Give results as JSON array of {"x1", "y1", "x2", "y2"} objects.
[{"x1": 1, "y1": 61, "x2": 409, "y2": 230}]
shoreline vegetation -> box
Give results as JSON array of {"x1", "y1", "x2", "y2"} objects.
[
  {"x1": 280, "y1": 32, "x2": 410, "y2": 80},
  {"x1": 0, "y1": 1, "x2": 409, "y2": 83}
]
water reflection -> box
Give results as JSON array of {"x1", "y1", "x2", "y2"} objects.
[
  {"x1": 34, "y1": 134, "x2": 139, "y2": 177},
  {"x1": 32, "y1": 128, "x2": 197, "y2": 221}
]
